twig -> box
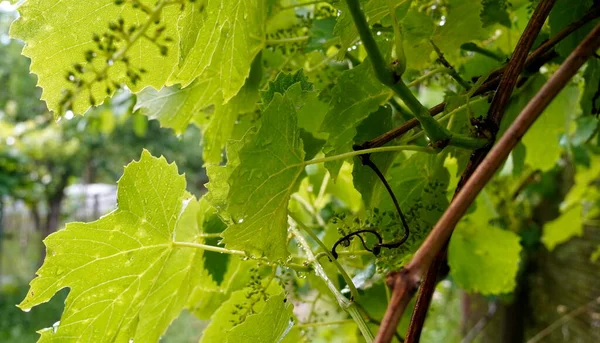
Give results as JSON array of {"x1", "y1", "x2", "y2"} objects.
[
  {"x1": 431, "y1": 40, "x2": 472, "y2": 90},
  {"x1": 374, "y1": 18, "x2": 600, "y2": 343},
  {"x1": 404, "y1": 1, "x2": 557, "y2": 341},
  {"x1": 461, "y1": 302, "x2": 498, "y2": 343},
  {"x1": 527, "y1": 296, "x2": 600, "y2": 343}
]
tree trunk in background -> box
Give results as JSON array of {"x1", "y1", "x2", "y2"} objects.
[
  {"x1": 460, "y1": 163, "x2": 600, "y2": 342},
  {"x1": 38, "y1": 171, "x2": 70, "y2": 266}
]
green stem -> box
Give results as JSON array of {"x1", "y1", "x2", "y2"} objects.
[
  {"x1": 173, "y1": 241, "x2": 310, "y2": 271},
  {"x1": 197, "y1": 233, "x2": 223, "y2": 239},
  {"x1": 305, "y1": 145, "x2": 436, "y2": 166},
  {"x1": 343, "y1": 0, "x2": 487, "y2": 150},
  {"x1": 289, "y1": 224, "x2": 374, "y2": 342},
  {"x1": 266, "y1": 36, "x2": 310, "y2": 45},
  {"x1": 344, "y1": 0, "x2": 394, "y2": 85},
  {"x1": 280, "y1": 0, "x2": 328, "y2": 10},
  {"x1": 173, "y1": 241, "x2": 246, "y2": 255},
  {"x1": 406, "y1": 67, "x2": 450, "y2": 88},
  {"x1": 290, "y1": 213, "x2": 360, "y2": 301},
  {"x1": 297, "y1": 319, "x2": 356, "y2": 328}
]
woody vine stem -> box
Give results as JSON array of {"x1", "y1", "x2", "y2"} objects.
[{"x1": 340, "y1": 0, "x2": 600, "y2": 342}]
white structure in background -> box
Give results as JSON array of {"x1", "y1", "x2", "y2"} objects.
[{"x1": 63, "y1": 183, "x2": 117, "y2": 221}]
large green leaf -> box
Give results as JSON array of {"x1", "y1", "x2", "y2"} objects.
[
  {"x1": 199, "y1": 283, "x2": 288, "y2": 343},
  {"x1": 542, "y1": 205, "x2": 583, "y2": 251},
  {"x1": 11, "y1": 0, "x2": 181, "y2": 114},
  {"x1": 449, "y1": 192, "x2": 522, "y2": 294},
  {"x1": 225, "y1": 293, "x2": 294, "y2": 343},
  {"x1": 19, "y1": 151, "x2": 205, "y2": 342},
  {"x1": 522, "y1": 85, "x2": 578, "y2": 171},
  {"x1": 333, "y1": 0, "x2": 407, "y2": 58},
  {"x1": 377, "y1": 152, "x2": 450, "y2": 269},
  {"x1": 135, "y1": 78, "x2": 220, "y2": 135},
  {"x1": 403, "y1": 0, "x2": 486, "y2": 69},
  {"x1": 549, "y1": 0, "x2": 597, "y2": 58},
  {"x1": 220, "y1": 89, "x2": 306, "y2": 261},
  {"x1": 352, "y1": 106, "x2": 399, "y2": 208},
  {"x1": 319, "y1": 60, "x2": 392, "y2": 177},
  {"x1": 175, "y1": 0, "x2": 266, "y2": 101}
]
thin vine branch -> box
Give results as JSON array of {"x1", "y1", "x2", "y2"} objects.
[
  {"x1": 290, "y1": 213, "x2": 361, "y2": 301},
  {"x1": 289, "y1": 223, "x2": 375, "y2": 342},
  {"x1": 343, "y1": 0, "x2": 487, "y2": 150},
  {"x1": 431, "y1": 40, "x2": 471, "y2": 90},
  {"x1": 358, "y1": 3, "x2": 600, "y2": 151},
  {"x1": 374, "y1": 20, "x2": 600, "y2": 343},
  {"x1": 404, "y1": 1, "x2": 558, "y2": 341}
]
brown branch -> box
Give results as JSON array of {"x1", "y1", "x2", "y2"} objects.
[
  {"x1": 358, "y1": 3, "x2": 600, "y2": 151},
  {"x1": 374, "y1": 19, "x2": 600, "y2": 343},
  {"x1": 404, "y1": 1, "x2": 557, "y2": 341}
]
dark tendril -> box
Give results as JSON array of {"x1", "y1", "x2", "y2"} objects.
[
  {"x1": 331, "y1": 229, "x2": 383, "y2": 259},
  {"x1": 331, "y1": 146, "x2": 411, "y2": 259}
]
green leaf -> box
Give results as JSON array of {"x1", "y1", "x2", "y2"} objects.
[
  {"x1": 449, "y1": 193, "x2": 522, "y2": 294},
  {"x1": 564, "y1": 158, "x2": 600, "y2": 207},
  {"x1": 352, "y1": 106, "x2": 399, "y2": 208},
  {"x1": 11, "y1": 0, "x2": 181, "y2": 114},
  {"x1": 377, "y1": 152, "x2": 450, "y2": 269},
  {"x1": 225, "y1": 293, "x2": 294, "y2": 343},
  {"x1": 581, "y1": 58, "x2": 600, "y2": 116},
  {"x1": 19, "y1": 151, "x2": 205, "y2": 342},
  {"x1": 175, "y1": 0, "x2": 266, "y2": 101},
  {"x1": 403, "y1": 0, "x2": 486, "y2": 69},
  {"x1": 549, "y1": 0, "x2": 597, "y2": 58},
  {"x1": 522, "y1": 85, "x2": 578, "y2": 171},
  {"x1": 481, "y1": 0, "x2": 511, "y2": 28},
  {"x1": 333, "y1": 0, "x2": 407, "y2": 59},
  {"x1": 402, "y1": 7, "x2": 435, "y2": 70},
  {"x1": 431, "y1": 0, "x2": 487, "y2": 63},
  {"x1": 262, "y1": 70, "x2": 313, "y2": 106},
  {"x1": 199, "y1": 282, "x2": 286, "y2": 343},
  {"x1": 320, "y1": 60, "x2": 392, "y2": 177},
  {"x1": 542, "y1": 205, "x2": 583, "y2": 251},
  {"x1": 135, "y1": 78, "x2": 220, "y2": 135},
  {"x1": 220, "y1": 90, "x2": 306, "y2": 260},
  {"x1": 501, "y1": 75, "x2": 577, "y2": 171}
]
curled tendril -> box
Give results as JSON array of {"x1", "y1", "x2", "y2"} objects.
[
  {"x1": 331, "y1": 147, "x2": 411, "y2": 259},
  {"x1": 331, "y1": 229, "x2": 383, "y2": 259}
]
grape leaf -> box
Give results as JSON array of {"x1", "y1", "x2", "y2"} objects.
[
  {"x1": 175, "y1": 0, "x2": 266, "y2": 102},
  {"x1": 352, "y1": 106, "x2": 400, "y2": 208},
  {"x1": 376, "y1": 152, "x2": 450, "y2": 269},
  {"x1": 225, "y1": 293, "x2": 294, "y2": 343},
  {"x1": 431, "y1": 0, "x2": 487, "y2": 63},
  {"x1": 402, "y1": 7, "x2": 435, "y2": 70},
  {"x1": 542, "y1": 205, "x2": 583, "y2": 251},
  {"x1": 135, "y1": 78, "x2": 220, "y2": 135},
  {"x1": 220, "y1": 89, "x2": 306, "y2": 260},
  {"x1": 10, "y1": 0, "x2": 181, "y2": 114},
  {"x1": 549, "y1": 0, "x2": 597, "y2": 58},
  {"x1": 522, "y1": 85, "x2": 578, "y2": 171},
  {"x1": 481, "y1": 0, "x2": 511, "y2": 28},
  {"x1": 581, "y1": 58, "x2": 600, "y2": 116},
  {"x1": 319, "y1": 60, "x2": 392, "y2": 177},
  {"x1": 199, "y1": 282, "x2": 286, "y2": 343},
  {"x1": 262, "y1": 70, "x2": 313, "y2": 105},
  {"x1": 333, "y1": 0, "x2": 407, "y2": 59},
  {"x1": 449, "y1": 194, "x2": 522, "y2": 294},
  {"x1": 19, "y1": 151, "x2": 206, "y2": 342}
]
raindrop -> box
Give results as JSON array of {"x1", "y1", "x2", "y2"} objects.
[{"x1": 22, "y1": 308, "x2": 32, "y2": 313}]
